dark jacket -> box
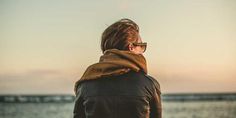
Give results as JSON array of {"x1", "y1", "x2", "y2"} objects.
[{"x1": 73, "y1": 70, "x2": 162, "y2": 118}]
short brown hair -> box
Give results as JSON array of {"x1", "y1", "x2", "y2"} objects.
[{"x1": 101, "y1": 18, "x2": 140, "y2": 54}]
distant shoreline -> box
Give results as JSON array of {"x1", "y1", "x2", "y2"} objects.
[
  {"x1": 162, "y1": 92, "x2": 236, "y2": 102},
  {"x1": 0, "y1": 93, "x2": 236, "y2": 103}
]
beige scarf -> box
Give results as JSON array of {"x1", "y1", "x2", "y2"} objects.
[{"x1": 74, "y1": 49, "x2": 147, "y2": 95}]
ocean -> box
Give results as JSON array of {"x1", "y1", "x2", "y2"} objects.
[{"x1": 0, "y1": 93, "x2": 236, "y2": 118}]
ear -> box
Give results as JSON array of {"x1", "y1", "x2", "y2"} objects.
[{"x1": 128, "y1": 43, "x2": 133, "y2": 51}]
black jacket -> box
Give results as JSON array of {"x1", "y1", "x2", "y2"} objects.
[{"x1": 73, "y1": 70, "x2": 162, "y2": 118}]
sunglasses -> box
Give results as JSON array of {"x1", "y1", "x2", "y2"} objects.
[{"x1": 130, "y1": 42, "x2": 147, "y2": 52}]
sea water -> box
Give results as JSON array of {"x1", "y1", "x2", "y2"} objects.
[{"x1": 1, "y1": 100, "x2": 236, "y2": 118}]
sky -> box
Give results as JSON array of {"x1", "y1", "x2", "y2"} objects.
[{"x1": 0, "y1": 0, "x2": 235, "y2": 95}]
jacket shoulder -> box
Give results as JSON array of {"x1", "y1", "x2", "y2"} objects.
[{"x1": 144, "y1": 74, "x2": 161, "y2": 94}]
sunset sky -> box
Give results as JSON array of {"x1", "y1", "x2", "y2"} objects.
[{"x1": 0, "y1": 0, "x2": 235, "y2": 95}]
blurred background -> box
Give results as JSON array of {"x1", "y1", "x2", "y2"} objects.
[{"x1": 0, "y1": 0, "x2": 235, "y2": 118}]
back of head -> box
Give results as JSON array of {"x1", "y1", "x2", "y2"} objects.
[{"x1": 101, "y1": 18, "x2": 140, "y2": 54}]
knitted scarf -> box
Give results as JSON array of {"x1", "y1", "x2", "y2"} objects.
[{"x1": 74, "y1": 49, "x2": 147, "y2": 95}]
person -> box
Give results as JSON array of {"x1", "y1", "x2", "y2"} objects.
[{"x1": 73, "y1": 18, "x2": 162, "y2": 118}]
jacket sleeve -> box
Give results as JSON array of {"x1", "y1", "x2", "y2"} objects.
[
  {"x1": 147, "y1": 76, "x2": 162, "y2": 118},
  {"x1": 73, "y1": 84, "x2": 86, "y2": 118}
]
